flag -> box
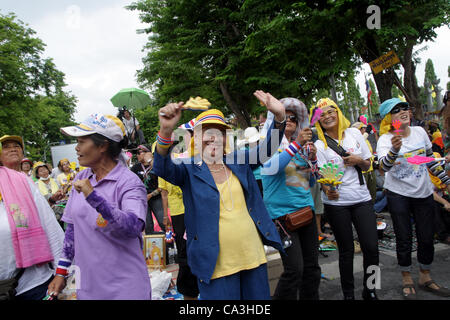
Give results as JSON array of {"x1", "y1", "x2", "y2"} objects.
[{"x1": 366, "y1": 78, "x2": 373, "y2": 106}]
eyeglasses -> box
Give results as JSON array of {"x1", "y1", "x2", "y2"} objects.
[
  {"x1": 286, "y1": 115, "x2": 297, "y2": 122},
  {"x1": 320, "y1": 109, "x2": 337, "y2": 119},
  {"x1": 390, "y1": 104, "x2": 410, "y2": 114}
]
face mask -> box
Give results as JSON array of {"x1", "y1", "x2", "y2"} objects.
[{"x1": 40, "y1": 176, "x2": 50, "y2": 181}]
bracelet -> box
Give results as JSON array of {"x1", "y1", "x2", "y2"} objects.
[
  {"x1": 55, "y1": 267, "x2": 68, "y2": 277},
  {"x1": 157, "y1": 131, "x2": 173, "y2": 149},
  {"x1": 55, "y1": 274, "x2": 68, "y2": 280},
  {"x1": 286, "y1": 141, "x2": 301, "y2": 157},
  {"x1": 55, "y1": 258, "x2": 71, "y2": 277}
]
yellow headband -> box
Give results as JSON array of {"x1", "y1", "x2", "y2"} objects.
[
  {"x1": 314, "y1": 98, "x2": 350, "y2": 149},
  {"x1": 379, "y1": 114, "x2": 392, "y2": 136}
]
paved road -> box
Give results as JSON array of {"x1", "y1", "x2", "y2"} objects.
[{"x1": 318, "y1": 212, "x2": 450, "y2": 300}]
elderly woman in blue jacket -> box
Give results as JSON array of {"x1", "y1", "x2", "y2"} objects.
[{"x1": 153, "y1": 90, "x2": 286, "y2": 300}]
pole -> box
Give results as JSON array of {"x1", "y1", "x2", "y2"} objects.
[{"x1": 365, "y1": 73, "x2": 373, "y2": 120}]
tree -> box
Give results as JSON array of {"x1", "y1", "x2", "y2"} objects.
[
  {"x1": 127, "y1": 0, "x2": 359, "y2": 128},
  {"x1": 447, "y1": 65, "x2": 450, "y2": 91},
  {"x1": 283, "y1": 0, "x2": 449, "y2": 120},
  {"x1": 0, "y1": 13, "x2": 77, "y2": 161}
]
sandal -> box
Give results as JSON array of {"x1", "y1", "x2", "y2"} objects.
[
  {"x1": 319, "y1": 233, "x2": 334, "y2": 240},
  {"x1": 402, "y1": 284, "x2": 417, "y2": 300},
  {"x1": 419, "y1": 280, "x2": 450, "y2": 297}
]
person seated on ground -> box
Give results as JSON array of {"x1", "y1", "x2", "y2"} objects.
[
  {"x1": 352, "y1": 122, "x2": 376, "y2": 202},
  {"x1": 373, "y1": 160, "x2": 387, "y2": 214},
  {"x1": 20, "y1": 158, "x2": 33, "y2": 178},
  {"x1": 428, "y1": 152, "x2": 450, "y2": 245},
  {"x1": 119, "y1": 108, "x2": 146, "y2": 147},
  {"x1": 431, "y1": 131, "x2": 444, "y2": 157}
]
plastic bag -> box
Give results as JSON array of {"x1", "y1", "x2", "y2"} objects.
[{"x1": 150, "y1": 270, "x2": 172, "y2": 300}]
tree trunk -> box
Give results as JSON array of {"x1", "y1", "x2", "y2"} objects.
[
  {"x1": 402, "y1": 41, "x2": 423, "y2": 120},
  {"x1": 356, "y1": 33, "x2": 394, "y2": 106},
  {"x1": 372, "y1": 71, "x2": 394, "y2": 103},
  {"x1": 219, "y1": 82, "x2": 251, "y2": 128}
]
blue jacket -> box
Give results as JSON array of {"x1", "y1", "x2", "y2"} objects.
[{"x1": 153, "y1": 122, "x2": 284, "y2": 284}]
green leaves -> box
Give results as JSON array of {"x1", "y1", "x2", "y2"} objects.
[{"x1": 0, "y1": 12, "x2": 76, "y2": 161}]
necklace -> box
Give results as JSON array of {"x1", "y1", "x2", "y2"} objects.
[
  {"x1": 207, "y1": 163, "x2": 224, "y2": 172},
  {"x1": 217, "y1": 163, "x2": 234, "y2": 212}
]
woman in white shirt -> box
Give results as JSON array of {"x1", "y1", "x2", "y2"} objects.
[
  {"x1": 376, "y1": 98, "x2": 450, "y2": 299},
  {"x1": 0, "y1": 167, "x2": 64, "y2": 300},
  {"x1": 314, "y1": 98, "x2": 379, "y2": 300}
]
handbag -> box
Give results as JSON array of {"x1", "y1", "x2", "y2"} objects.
[
  {"x1": 0, "y1": 269, "x2": 24, "y2": 301},
  {"x1": 282, "y1": 206, "x2": 313, "y2": 231}
]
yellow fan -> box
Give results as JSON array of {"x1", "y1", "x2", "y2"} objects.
[
  {"x1": 317, "y1": 162, "x2": 344, "y2": 189},
  {"x1": 159, "y1": 96, "x2": 210, "y2": 116},
  {"x1": 184, "y1": 96, "x2": 211, "y2": 111}
]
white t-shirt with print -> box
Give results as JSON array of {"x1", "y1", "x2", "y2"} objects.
[
  {"x1": 376, "y1": 126, "x2": 434, "y2": 198},
  {"x1": 315, "y1": 128, "x2": 373, "y2": 206}
]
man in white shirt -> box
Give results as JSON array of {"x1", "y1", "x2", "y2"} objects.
[{"x1": 121, "y1": 109, "x2": 146, "y2": 146}]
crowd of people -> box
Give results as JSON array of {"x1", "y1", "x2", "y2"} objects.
[{"x1": 1, "y1": 89, "x2": 450, "y2": 301}]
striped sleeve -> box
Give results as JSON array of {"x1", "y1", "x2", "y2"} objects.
[
  {"x1": 379, "y1": 147, "x2": 399, "y2": 172},
  {"x1": 426, "y1": 159, "x2": 450, "y2": 186}
]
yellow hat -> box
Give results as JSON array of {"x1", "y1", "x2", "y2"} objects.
[
  {"x1": 32, "y1": 161, "x2": 51, "y2": 178},
  {"x1": 194, "y1": 109, "x2": 231, "y2": 130},
  {"x1": 0, "y1": 135, "x2": 24, "y2": 149},
  {"x1": 188, "y1": 109, "x2": 232, "y2": 157},
  {"x1": 314, "y1": 98, "x2": 350, "y2": 149}
]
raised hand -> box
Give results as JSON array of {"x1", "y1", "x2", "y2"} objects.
[
  {"x1": 253, "y1": 90, "x2": 285, "y2": 122},
  {"x1": 158, "y1": 102, "x2": 184, "y2": 135}
]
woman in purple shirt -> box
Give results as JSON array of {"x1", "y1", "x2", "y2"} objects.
[{"x1": 47, "y1": 113, "x2": 151, "y2": 300}]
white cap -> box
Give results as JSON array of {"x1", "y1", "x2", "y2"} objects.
[{"x1": 60, "y1": 113, "x2": 126, "y2": 142}]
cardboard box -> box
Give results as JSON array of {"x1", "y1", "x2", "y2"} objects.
[{"x1": 266, "y1": 252, "x2": 283, "y2": 296}]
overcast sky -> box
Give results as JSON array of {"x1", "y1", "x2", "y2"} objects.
[{"x1": 1, "y1": 1, "x2": 449, "y2": 124}]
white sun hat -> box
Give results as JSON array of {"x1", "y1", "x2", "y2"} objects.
[{"x1": 60, "y1": 113, "x2": 126, "y2": 142}]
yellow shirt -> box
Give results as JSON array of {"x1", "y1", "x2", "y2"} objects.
[
  {"x1": 211, "y1": 173, "x2": 267, "y2": 279},
  {"x1": 57, "y1": 172, "x2": 70, "y2": 186},
  {"x1": 37, "y1": 178, "x2": 59, "y2": 197},
  {"x1": 158, "y1": 177, "x2": 185, "y2": 216}
]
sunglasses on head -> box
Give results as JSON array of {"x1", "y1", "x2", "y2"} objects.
[{"x1": 390, "y1": 104, "x2": 410, "y2": 114}]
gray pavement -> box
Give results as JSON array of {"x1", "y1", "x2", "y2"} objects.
[{"x1": 318, "y1": 211, "x2": 450, "y2": 300}]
